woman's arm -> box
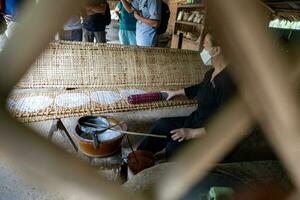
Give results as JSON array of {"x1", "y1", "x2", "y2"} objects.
[
  {"x1": 162, "y1": 89, "x2": 185, "y2": 100},
  {"x1": 185, "y1": 69, "x2": 213, "y2": 99},
  {"x1": 184, "y1": 84, "x2": 201, "y2": 99},
  {"x1": 120, "y1": 0, "x2": 135, "y2": 13},
  {"x1": 115, "y1": 6, "x2": 120, "y2": 20}
]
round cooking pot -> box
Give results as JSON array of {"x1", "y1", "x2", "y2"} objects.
[
  {"x1": 75, "y1": 116, "x2": 127, "y2": 157},
  {"x1": 127, "y1": 150, "x2": 155, "y2": 179}
]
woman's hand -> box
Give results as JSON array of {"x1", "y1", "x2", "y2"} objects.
[
  {"x1": 170, "y1": 128, "x2": 195, "y2": 142},
  {"x1": 170, "y1": 128, "x2": 206, "y2": 142},
  {"x1": 161, "y1": 89, "x2": 185, "y2": 100}
]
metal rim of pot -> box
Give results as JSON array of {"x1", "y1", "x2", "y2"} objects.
[{"x1": 76, "y1": 116, "x2": 125, "y2": 149}]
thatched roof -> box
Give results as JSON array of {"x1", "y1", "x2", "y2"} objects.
[{"x1": 261, "y1": 0, "x2": 300, "y2": 21}]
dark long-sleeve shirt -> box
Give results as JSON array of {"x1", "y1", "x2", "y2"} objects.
[
  {"x1": 83, "y1": 2, "x2": 111, "y2": 32},
  {"x1": 183, "y1": 67, "x2": 236, "y2": 128}
]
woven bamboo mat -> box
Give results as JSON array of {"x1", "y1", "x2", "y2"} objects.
[
  {"x1": 7, "y1": 88, "x2": 197, "y2": 123},
  {"x1": 17, "y1": 41, "x2": 205, "y2": 88}
]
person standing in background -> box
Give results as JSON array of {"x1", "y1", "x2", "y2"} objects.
[
  {"x1": 0, "y1": 0, "x2": 26, "y2": 51},
  {"x1": 120, "y1": 0, "x2": 161, "y2": 47},
  {"x1": 115, "y1": 0, "x2": 136, "y2": 45},
  {"x1": 1, "y1": 0, "x2": 21, "y2": 24},
  {"x1": 82, "y1": 1, "x2": 111, "y2": 43},
  {"x1": 61, "y1": 15, "x2": 82, "y2": 41}
]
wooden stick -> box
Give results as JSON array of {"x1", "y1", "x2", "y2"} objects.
[
  {"x1": 126, "y1": 135, "x2": 139, "y2": 164},
  {"x1": 82, "y1": 121, "x2": 167, "y2": 138},
  {"x1": 82, "y1": 121, "x2": 125, "y2": 133},
  {"x1": 111, "y1": 129, "x2": 168, "y2": 139}
]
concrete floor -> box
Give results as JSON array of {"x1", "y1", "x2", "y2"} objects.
[
  {"x1": 106, "y1": 20, "x2": 120, "y2": 44},
  {"x1": 0, "y1": 107, "x2": 195, "y2": 199},
  {"x1": 0, "y1": 156, "x2": 66, "y2": 200},
  {"x1": 1, "y1": 88, "x2": 287, "y2": 200},
  {"x1": 123, "y1": 161, "x2": 292, "y2": 200}
]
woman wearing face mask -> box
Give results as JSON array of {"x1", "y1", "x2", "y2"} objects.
[{"x1": 137, "y1": 32, "x2": 237, "y2": 159}]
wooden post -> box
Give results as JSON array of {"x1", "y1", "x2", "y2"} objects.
[
  {"x1": 48, "y1": 118, "x2": 78, "y2": 152},
  {"x1": 178, "y1": 32, "x2": 183, "y2": 49}
]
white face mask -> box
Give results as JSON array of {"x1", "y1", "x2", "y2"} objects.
[{"x1": 200, "y1": 48, "x2": 212, "y2": 66}]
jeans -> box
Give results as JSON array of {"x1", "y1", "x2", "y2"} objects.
[
  {"x1": 83, "y1": 28, "x2": 106, "y2": 43},
  {"x1": 61, "y1": 29, "x2": 82, "y2": 41}
]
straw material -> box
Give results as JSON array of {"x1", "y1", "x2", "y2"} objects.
[
  {"x1": 12, "y1": 42, "x2": 204, "y2": 122},
  {"x1": 7, "y1": 87, "x2": 197, "y2": 123},
  {"x1": 17, "y1": 41, "x2": 205, "y2": 88}
]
